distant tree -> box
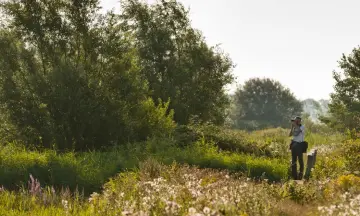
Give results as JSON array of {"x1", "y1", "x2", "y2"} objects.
[
  {"x1": 233, "y1": 78, "x2": 303, "y2": 130},
  {"x1": 320, "y1": 46, "x2": 360, "y2": 131},
  {"x1": 302, "y1": 98, "x2": 324, "y2": 122},
  {"x1": 120, "y1": 0, "x2": 235, "y2": 125}
]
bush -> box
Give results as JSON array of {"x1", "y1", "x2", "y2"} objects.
[
  {"x1": 334, "y1": 174, "x2": 360, "y2": 194},
  {"x1": 342, "y1": 139, "x2": 360, "y2": 173},
  {"x1": 174, "y1": 124, "x2": 287, "y2": 158},
  {"x1": 312, "y1": 154, "x2": 346, "y2": 180}
]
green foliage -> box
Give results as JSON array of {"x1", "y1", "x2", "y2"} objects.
[
  {"x1": 0, "y1": 0, "x2": 175, "y2": 150},
  {"x1": 342, "y1": 139, "x2": 360, "y2": 173},
  {"x1": 0, "y1": 135, "x2": 290, "y2": 195},
  {"x1": 280, "y1": 181, "x2": 317, "y2": 205},
  {"x1": 0, "y1": 0, "x2": 235, "y2": 150},
  {"x1": 0, "y1": 128, "x2": 357, "y2": 215},
  {"x1": 312, "y1": 154, "x2": 346, "y2": 180},
  {"x1": 174, "y1": 124, "x2": 286, "y2": 157},
  {"x1": 321, "y1": 46, "x2": 360, "y2": 131},
  {"x1": 120, "y1": 0, "x2": 235, "y2": 125},
  {"x1": 2, "y1": 161, "x2": 360, "y2": 216},
  {"x1": 0, "y1": 165, "x2": 285, "y2": 215},
  {"x1": 232, "y1": 78, "x2": 303, "y2": 130},
  {"x1": 0, "y1": 143, "x2": 135, "y2": 195},
  {"x1": 174, "y1": 123, "x2": 344, "y2": 159}
]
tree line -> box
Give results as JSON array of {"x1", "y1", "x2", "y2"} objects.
[
  {"x1": 0, "y1": 0, "x2": 358, "y2": 151},
  {"x1": 0, "y1": 0, "x2": 234, "y2": 150}
]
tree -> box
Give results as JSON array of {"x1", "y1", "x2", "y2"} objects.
[
  {"x1": 233, "y1": 78, "x2": 303, "y2": 130},
  {"x1": 119, "y1": 0, "x2": 235, "y2": 125},
  {"x1": 0, "y1": 0, "x2": 174, "y2": 150},
  {"x1": 302, "y1": 98, "x2": 324, "y2": 122},
  {"x1": 320, "y1": 46, "x2": 360, "y2": 132}
]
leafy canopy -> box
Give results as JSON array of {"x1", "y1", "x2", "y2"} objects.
[
  {"x1": 0, "y1": 0, "x2": 234, "y2": 150},
  {"x1": 0, "y1": 0, "x2": 174, "y2": 150},
  {"x1": 320, "y1": 46, "x2": 360, "y2": 132},
  {"x1": 120, "y1": 0, "x2": 235, "y2": 125}
]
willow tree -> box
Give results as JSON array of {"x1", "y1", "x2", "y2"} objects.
[
  {"x1": 0, "y1": 0, "x2": 174, "y2": 150},
  {"x1": 120, "y1": 0, "x2": 235, "y2": 125}
]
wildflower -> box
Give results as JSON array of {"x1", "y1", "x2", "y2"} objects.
[
  {"x1": 189, "y1": 207, "x2": 197, "y2": 214},
  {"x1": 61, "y1": 199, "x2": 68, "y2": 209},
  {"x1": 28, "y1": 174, "x2": 42, "y2": 196},
  {"x1": 122, "y1": 211, "x2": 132, "y2": 215},
  {"x1": 89, "y1": 192, "x2": 100, "y2": 203},
  {"x1": 203, "y1": 207, "x2": 211, "y2": 214}
]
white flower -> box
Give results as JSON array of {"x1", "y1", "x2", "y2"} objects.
[
  {"x1": 61, "y1": 199, "x2": 68, "y2": 209},
  {"x1": 189, "y1": 207, "x2": 197, "y2": 214},
  {"x1": 203, "y1": 207, "x2": 211, "y2": 214},
  {"x1": 122, "y1": 211, "x2": 131, "y2": 215}
]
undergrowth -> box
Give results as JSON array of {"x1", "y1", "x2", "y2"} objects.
[{"x1": 0, "y1": 136, "x2": 289, "y2": 195}]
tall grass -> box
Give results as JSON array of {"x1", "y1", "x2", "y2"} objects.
[
  {"x1": 0, "y1": 127, "x2": 345, "y2": 195},
  {"x1": 0, "y1": 139, "x2": 288, "y2": 195},
  {"x1": 0, "y1": 127, "x2": 355, "y2": 215},
  {"x1": 1, "y1": 161, "x2": 360, "y2": 216}
]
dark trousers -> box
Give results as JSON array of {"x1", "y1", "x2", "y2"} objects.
[{"x1": 291, "y1": 141, "x2": 304, "y2": 180}]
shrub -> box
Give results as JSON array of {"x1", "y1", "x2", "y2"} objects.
[
  {"x1": 335, "y1": 174, "x2": 360, "y2": 194},
  {"x1": 280, "y1": 181, "x2": 317, "y2": 205},
  {"x1": 174, "y1": 124, "x2": 290, "y2": 158},
  {"x1": 312, "y1": 154, "x2": 346, "y2": 180},
  {"x1": 342, "y1": 139, "x2": 360, "y2": 173}
]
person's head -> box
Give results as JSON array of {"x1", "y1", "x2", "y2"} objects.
[{"x1": 291, "y1": 116, "x2": 302, "y2": 125}]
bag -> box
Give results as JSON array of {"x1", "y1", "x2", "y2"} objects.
[
  {"x1": 301, "y1": 141, "x2": 308, "y2": 153},
  {"x1": 289, "y1": 141, "x2": 308, "y2": 153}
]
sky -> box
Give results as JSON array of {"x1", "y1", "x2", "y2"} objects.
[{"x1": 100, "y1": 0, "x2": 360, "y2": 101}]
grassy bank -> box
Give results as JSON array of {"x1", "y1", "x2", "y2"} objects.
[
  {"x1": 0, "y1": 127, "x2": 344, "y2": 195},
  {"x1": 1, "y1": 159, "x2": 360, "y2": 216},
  {"x1": 0, "y1": 138, "x2": 288, "y2": 195}
]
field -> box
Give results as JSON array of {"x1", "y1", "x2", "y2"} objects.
[
  {"x1": 1, "y1": 0, "x2": 359, "y2": 215},
  {"x1": 1, "y1": 125, "x2": 359, "y2": 215}
]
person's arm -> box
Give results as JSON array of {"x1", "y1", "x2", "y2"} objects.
[{"x1": 289, "y1": 125, "x2": 294, "y2": 136}]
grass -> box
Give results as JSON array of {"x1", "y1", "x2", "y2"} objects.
[
  {"x1": 0, "y1": 135, "x2": 290, "y2": 195},
  {"x1": 0, "y1": 127, "x2": 344, "y2": 194},
  {"x1": 1, "y1": 160, "x2": 360, "y2": 215},
  {"x1": 0, "y1": 126, "x2": 351, "y2": 215},
  {"x1": 179, "y1": 124, "x2": 345, "y2": 158}
]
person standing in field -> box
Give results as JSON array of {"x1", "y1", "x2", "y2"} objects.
[{"x1": 289, "y1": 116, "x2": 305, "y2": 180}]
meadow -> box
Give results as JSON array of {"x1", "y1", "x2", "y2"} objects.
[
  {"x1": 1, "y1": 0, "x2": 359, "y2": 215},
  {"x1": 2, "y1": 124, "x2": 358, "y2": 215}
]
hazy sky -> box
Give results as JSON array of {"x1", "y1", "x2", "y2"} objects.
[{"x1": 101, "y1": 0, "x2": 360, "y2": 100}]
